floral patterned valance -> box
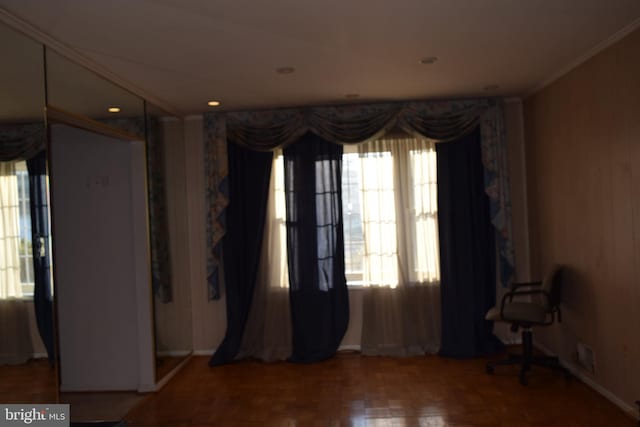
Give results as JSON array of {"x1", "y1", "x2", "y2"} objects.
[
  {"x1": 225, "y1": 100, "x2": 486, "y2": 149},
  {"x1": 204, "y1": 98, "x2": 514, "y2": 299}
]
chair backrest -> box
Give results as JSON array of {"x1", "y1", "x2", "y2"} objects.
[{"x1": 542, "y1": 265, "x2": 563, "y2": 310}]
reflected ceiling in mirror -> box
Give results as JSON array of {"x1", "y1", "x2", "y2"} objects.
[
  {"x1": 46, "y1": 48, "x2": 145, "y2": 137},
  {"x1": 0, "y1": 21, "x2": 44, "y2": 123}
]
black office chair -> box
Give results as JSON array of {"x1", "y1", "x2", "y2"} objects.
[{"x1": 485, "y1": 265, "x2": 568, "y2": 385}]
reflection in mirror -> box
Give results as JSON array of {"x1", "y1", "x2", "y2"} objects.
[
  {"x1": 0, "y1": 21, "x2": 56, "y2": 404},
  {"x1": 146, "y1": 103, "x2": 192, "y2": 381},
  {"x1": 48, "y1": 120, "x2": 153, "y2": 422},
  {"x1": 45, "y1": 48, "x2": 145, "y2": 138},
  {"x1": 44, "y1": 47, "x2": 156, "y2": 421}
]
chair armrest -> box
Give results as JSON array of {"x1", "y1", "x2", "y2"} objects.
[
  {"x1": 500, "y1": 289, "x2": 551, "y2": 320},
  {"x1": 510, "y1": 280, "x2": 542, "y2": 291}
]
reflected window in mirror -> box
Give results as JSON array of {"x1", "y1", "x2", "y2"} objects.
[
  {"x1": 0, "y1": 161, "x2": 35, "y2": 298},
  {"x1": 0, "y1": 20, "x2": 56, "y2": 403}
]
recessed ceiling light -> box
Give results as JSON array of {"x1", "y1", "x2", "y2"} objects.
[
  {"x1": 419, "y1": 56, "x2": 438, "y2": 65},
  {"x1": 345, "y1": 93, "x2": 360, "y2": 99},
  {"x1": 484, "y1": 85, "x2": 500, "y2": 91},
  {"x1": 107, "y1": 107, "x2": 120, "y2": 113},
  {"x1": 207, "y1": 100, "x2": 221, "y2": 107},
  {"x1": 276, "y1": 66, "x2": 295, "y2": 74}
]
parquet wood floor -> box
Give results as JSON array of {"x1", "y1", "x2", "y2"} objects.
[
  {"x1": 61, "y1": 391, "x2": 145, "y2": 422},
  {"x1": 0, "y1": 358, "x2": 56, "y2": 404},
  {"x1": 125, "y1": 353, "x2": 636, "y2": 427}
]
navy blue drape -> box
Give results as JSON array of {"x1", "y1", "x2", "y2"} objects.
[
  {"x1": 26, "y1": 151, "x2": 55, "y2": 364},
  {"x1": 209, "y1": 142, "x2": 273, "y2": 366},
  {"x1": 283, "y1": 133, "x2": 349, "y2": 363},
  {"x1": 436, "y1": 128, "x2": 503, "y2": 358}
]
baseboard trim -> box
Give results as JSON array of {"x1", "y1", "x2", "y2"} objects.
[
  {"x1": 338, "y1": 345, "x2": 361, "y2": 352},
  {"x1": 157, "y1": 350, "x2": 191, "y2": 358},
  {"x1": 534, "y1": 341, "x2": 639, "y2": 422},
  {"x1": 193, "y1": 349, "x2": 216, "y2": 356},
  {"x1": 193, "y1": 346, "x2": 361, "y2": 357},
  {"x1": 60, "y1": 383, "x2": 136, "y2": 393}
]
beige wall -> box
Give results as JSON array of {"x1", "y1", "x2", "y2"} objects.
[{"x1": 524, "y1": 28, "x2": 640, "y2": 413}]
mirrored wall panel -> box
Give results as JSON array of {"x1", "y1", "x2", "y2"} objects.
[
  {"x1": 45, "y1": 49, "x2": 145, "y2": 138},
  {"x1": 146, "y1": 103, "x2": 192, "y2": 381},
  {"x1": 1, "y1": 17, "x2": 192, "y2": 416},
  {"x1": 0, "y1": 23, "x2": 44, "y2": 124},
  {"x1": 0, "y1": 20, "x2": 56, "y2": 403}
]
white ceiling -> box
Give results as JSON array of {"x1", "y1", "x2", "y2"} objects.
[{"x1": 2, "y1": 0, "x2": 640, "y2": 116}]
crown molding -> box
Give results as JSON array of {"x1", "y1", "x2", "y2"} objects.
[
  {"x1": 0, "y1": 7, "x2": 183, "y2": 117},
  {"x1": 526, "y1": 16, "x2": 640, "y2": 98}
]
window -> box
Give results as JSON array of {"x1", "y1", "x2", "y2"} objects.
[
  {"x1": 407, "y1": 148, "x2": 440, "y2": 282},
  {"x1": 342, "y1": 149, "x2": 398, "y2": 285},
  {"x1": 342, "y1": 152, "x2": 365, "y2": 284},
  {"x1": 0, "y1": 161, "x2": 34, "y2": 299},
  {"x1": 16, "y1": 162, "x2": 35, "y2": 296},
  {"x1": 267, "y1": 136, "x2": 440, "y2": 289},
  {"x1": 342, "y1": 136, "x2": 439, "y2": 287},
  {"x1": 268, "y1": 151, "x2": 290, "y2": 288}
]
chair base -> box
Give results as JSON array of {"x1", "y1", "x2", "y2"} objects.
[
  {"x1": 486, "y1": 329, "x2": 570, "y2": 385},
  {"x1": 486, "y1": 353, "x2": 568, "y2": 385}
]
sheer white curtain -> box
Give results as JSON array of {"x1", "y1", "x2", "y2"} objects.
[
  {"x1": 355, "y1": 136, "x2": 441, "y2": 356},
  {"x1": 238, "y1": 150, "x2": 292, "y2": 361},
  {"x1": 357, "y1": 148, "x2": 398, "y2": 286},
  {"x1": 0, "y1": 162, "x2": 23, "y2": 299},
  {"x1": 0, "y1": 162, "x2": 32, "y2": 365},
  {"x1": 390, "y1": 137, "x2": 440, "y2": 284}
]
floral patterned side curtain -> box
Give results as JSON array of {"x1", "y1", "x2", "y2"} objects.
[
  {"x1": 0, "y1": 123, "x2": 46, "y2": 161},
  {"x1": 145, "y1": 118, "x2": 173, "y2": 303},
  {"x1": 204, "y1": 114, "x2": 229, "y2": 300},
  {"x1": 204, "y1": 98, "x2": 514, "y2": 299}
]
